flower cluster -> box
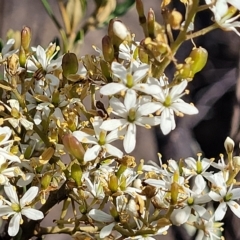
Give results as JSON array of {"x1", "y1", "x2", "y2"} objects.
[{"x1": 0, "y1": 0, "x2": 239, "y2": 239}]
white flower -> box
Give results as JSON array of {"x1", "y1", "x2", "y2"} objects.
[
  {"x1": 0, "y1": 155, "x2": 23, "y2": 185},
  {"x1": 100, "y1": 62, "x2": 160, "y2": 96},
  {"x1": 0, "y1": 185, "x2": 44, "y2": 236},
  {"x1": 206, "y1": 0, "x2": 240, "y2": 36},
  {"x1": 73, "y1": 116, "x2": 123, "y2": 161},
  {"x1": 170, "y1": 176, "x2": 211, "y2": 225},
  {"x1": 1, "y1": 99, "x2": 33, "y2": 130},
  {"x1": 0, "y1": 39, "x2": 17, "y2": 63},
  {"x1": 153, "y1": 80, "x2": 198, "y2": 135},
  {"x1": 183, "y1": 156, "x2": 213, "y2": 184},
  {"x1": 209, "y1": 180, "x2": 240, "y2": 221},
  {"x1": 88, "y1": 209, "x2": 116, "y2": 238},
  {"x1": 196, "y1": 216, "x2": 223, "y2": 240},
  {"x1": 100, "y1": 89, "x2": 160, "y2": 153},
  {"x1": 26, "y1": 44, "x2": 62, "y2": 86}
]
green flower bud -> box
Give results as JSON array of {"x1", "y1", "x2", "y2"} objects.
[
  {"x1": 100, "y1": 59, "x2": 112, "y2": 82},
  {"x1": 62, "y1": 134, "x2": 85, "y2": 161},
  {"x1": 62, "y1": 52, "x2": 78, "y2": 78},
  {"x1": 21, "y1": 26, "x2": 31, "y2": 53},
  {"x1": 102, "y1": 35, "x2": 114, "y2": 62},
  {"x1": 108, "y1": 19, "x2": 130, "y2": 47},
  {"x1": 109, "y1": 174, "x2": 118, "y2": 193},
  {"x1": 71, "y1": 163, "x2": 82, "y2": 187},
  {"x1": 136, "y1": 0, "x2": 146, "y2": 23},
  {"x1": 52, "y1": 89, "x2": 60, "y2": 106},
  {"x1": 147, "y1": 8, "x2": 155, "y2": 39},
  {"x1": 19, "y1": 46, "x2": 26, "y2": 67},
  {"x1": 41, "y1": 173, "x2": 52, "y2": 190},
  {"x1": 189, "y1": 47, "x2": 208, "y2": 75}
]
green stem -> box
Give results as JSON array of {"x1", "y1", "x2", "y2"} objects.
[{"x1": 153, "y1": 0, "x2": 200, "y2": 78}]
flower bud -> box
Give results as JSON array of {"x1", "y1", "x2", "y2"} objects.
[
  {"x1": 170, "y1": 208, "x2": 188, "y2": 226},
  {"x1": 112, "y1": 20, "x2": 130, "y2": 41},
  {"x1": 224, "y1": 136, "x2": 235, "y2": 154},
  {"x1": 169, "y1": 10, "x2": 182, "y2": 30},
  {"x1": 62, "y1": 134, "x2": 85, "y2": 161},
  {"x1": 102, "y1": 35, "x2": 114, "y2": 62},
  {"x1": 62, "y1": 52, "x2": 79, "y2": 78},
  {"x1": 52, "y1": 89, "x2": 60, "y2": 106},
  {"x1": 41, "y1": 173, "x2": 52, "y2": 190},
  {"x1": 21, "y1": 26, "x2": 31, "y2": 53},
  {"x1": 136, "y1": 0, "x2": 145, "y2": 20},
  {"x1": 71, "y1": 163, "x2": 82, "y2": 187},
  {"x1": 189, "y1": 47, "x2": 208, "y2": 76},
  {"x1": 39, "y1": 147, "x2": 55, "y2": 165},
  {"x1": 233, "y1": 156, "x2": 240, "y2": 168},
  {"x1": 109, "y1": 174, "x2": 119, "y2": 193},
  {"x1": 116, "y1": 164, "x2": 127, "y2": 178},
  {"x1": 19, "y1": 46, "x2": 26, "y2": 67},
  {"x1": 147, "y1": 8, "x2": 155, "y2": 39},
  {"x1": 108, "y1": 19, "x2": 130, "y2": 47},
  {"x1": 100, "y1": 59, "x2": 112, "y2": 82}
]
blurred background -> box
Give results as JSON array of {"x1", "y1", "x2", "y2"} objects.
[{"x1": 1, "y1": 0, "x2": 240, "y2": 239}]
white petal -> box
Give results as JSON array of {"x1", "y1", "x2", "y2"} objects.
[
  {"x1": 2, "y1": 39, "x2": 15, "y2": 55},
  {"x1": 228, "y1": 201, "x2": 240, "y2": 218},
  {"x1": 123, "y1": 124, "x2": 136, "y2": 153},
  {"x1": 0, "y1": 206, "x2": 14, "y2": 216},
  {"x1": 8, "y1": 213, "x2": 21, "y2": 236},
  {"x1": 4, "y1": 185, "x2": 19, "y2": 204},
  {"x1": 111, "y1": 62, "x2": 127, "y2": 80},
  {"x1": 132, "y1": 64, "x2": 149, "y2": 83},
  {"x1": 88, "y1": 209, "x2": 114, "y2": 222},
  {"x1": 101, "y1": 119, "x2": 127, "y2": 131},
  {"x1": 106, "y1": 129, "x2": 121, "y2": 143},
  {"x1": 36, "y1": 45, "x2": 47, "y2": 69},
  {"x1": 73, "y1": 131, "x2": 97, "y2": 144},
  {"x1": 124, "y1": 89, "x2": 137, "y2": 110},
  {"x1": 84, "y1": 145, "x2": 101, "y2": 162},
  {"x1": 144, "y1": 179, "x2": 166, "y2": 188},
  {"x1": 137, "y1": 102, "x2": 160, "y2": 116},
  {"x1": 170, "y1": 80, "x2": 187, "y2": 98},
  {"x1": 136, "y1": 116, "x2": 161, "y2": 126},
  {"x1": 110, "y1": 97, "x2": 128, "y2": 117},
  {"x1": 21, "y1": 208, "x2": 44, "y2": 220},
  {"x1": 92, "y1": 116, "x2": 103, "y2": 137},
  {"x1": 230, "y1": 188, "x2": 240, "y2": 200},
  {"x1": 160, "y1": 109, "x2": 175, "y2": 135},
  {"x1": 214, "y1": 202, "x2": 227, "y2": 221},
  {"x1": 172, "y1": 102, "x2": 198, "y2": 115},
  {"x1": 100, "y1": 83, "x2": 126, "y2": 95},
  {"x1": 133, "y1": 84, "x2": 161, "y2": 95},
  {"x1": 209, "y1": 191, "x2": 222, "y2": 201},
  {"x1": 20, "y1": 186, "x2": 39, "y2": 207},
  {"x1": 228, "y1": 0, "x2": 240, "y2": 10},
  {"x1": 105, "y1": 143, "x2": 123, "y2": 158},
  {"x1": 100, "y1": 223, "x2": 115, "y2": 238}
]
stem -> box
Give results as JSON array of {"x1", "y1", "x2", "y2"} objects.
[
  {"x1": 186, "y1": 23, "x2": 218, "y2": 40},
  {"x1": 153, "y1": 0, "x2": 200, "y2": 78}
]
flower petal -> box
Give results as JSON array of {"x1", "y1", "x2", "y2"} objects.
[
  {"x1": 20, "y1": 186, "x2": 39, "y2": 207},
  {"x1": 123, "y1": 123, "x2": 136, "y2": 153},
  {"x1": 8, "y1": 213, "x2": 21, "y2": 236},
  {"x1": 21, "y1": 208, "x2": 44, "y2": 220}
]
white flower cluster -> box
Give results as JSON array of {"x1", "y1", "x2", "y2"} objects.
[{"x1": 0, "y1": 0, "x2": 240, "y2": 238}]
